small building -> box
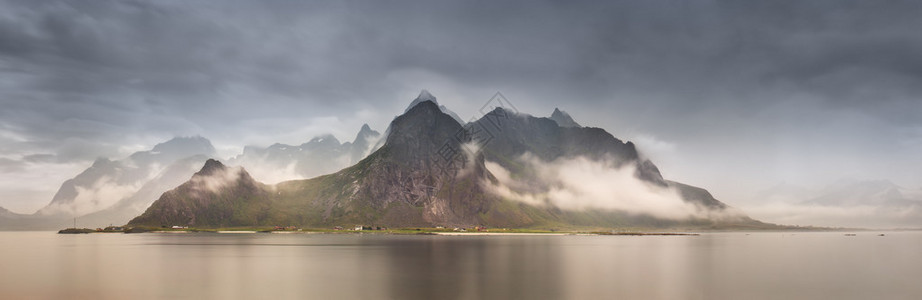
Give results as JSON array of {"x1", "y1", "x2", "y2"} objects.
[{"x1": 354, "y1": 225, "x2": 364, "y2": 231}]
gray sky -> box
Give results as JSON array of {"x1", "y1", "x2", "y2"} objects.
[{"x1": 1, "y1": 0, "x2": 921, "y2": 221}]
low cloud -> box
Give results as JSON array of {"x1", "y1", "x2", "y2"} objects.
[
  {"x1": 39, "y1": 175, "x2": 141, "y2": 216},
  {"x1": 236, "y1": 159, "x2": 304, "y2": 185},
  {"x1": 191, "y1": 167, "x2": 244, "y2": 194},
  {"x1": 482, "y1": 154, "x2": 713, "y2": 220}
]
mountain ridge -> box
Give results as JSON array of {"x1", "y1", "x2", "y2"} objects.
[{"x1": 129, "y1": 92, "x2": 758, "y2": 229}]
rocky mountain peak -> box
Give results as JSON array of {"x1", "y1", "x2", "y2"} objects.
[
  {"x1": 417, "y1": 89, "x2": 436, "y2": 102},
  {"x1": 194, "y1": 159, "x2": 227, "y2": 177},
  {"x1": 359, "y1": 123, "x2": 372, "y2": 133},
  {"x1": 386, "y1": 100, "x2": 464, "y2": 159},
  {"x1": 401, "y1": 90, "x2": 465, "y2": 124},
  {"x1": 549, "y1": 108, "x2": 581, "y2": 128},
  {"x1": 151, "y1": 136, "x2": 216, "y2": 156},
  {"x1": 306, "y1": 134, "x2": 340, "y2": 145}
]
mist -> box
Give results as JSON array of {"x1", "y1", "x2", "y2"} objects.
[
  {"x1": 38, "y1": 175, "x2": 142, "y2": 216},
  {"x1": 191, "y1": 166, "x2": 244, "y2": 194},
  {"x1": 744, "y1": 202, "x2": 922, "y2": 229},
  {"x1": 481, "y1": 153, "x2": 725, "y2": 220}
]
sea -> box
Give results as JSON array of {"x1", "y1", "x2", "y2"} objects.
[{"x1": 1, "y1": 231, "x2": 920, "y2": 299}]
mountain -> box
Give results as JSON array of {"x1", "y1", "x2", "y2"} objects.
[
  {"x1": 549, "y1": 108, "x2": 581, "y2": 128},
  {"x1": 129, "y1": 159, "x2": 271, "y2": 227},
  {"x1": 131, "y1": 100, "x2": 492, "y2": 227},
  {"x1": 749, "y1": 179, "x2": 922, "y2": 228},
  {"x1": 0, "y1": 137, "x2": 214, "y2": 230},
  {"x1": 469, "y1": 106, "x2": 726, "y2": 209},
  {"x1": 349, "y1": 124, "x2": 381, "y2": 164},
  {"x1": 228, "y1": 124, "x2": 381, "y2": 183},
  {"x1": 807, "y1": 179, "x2": 920, "y2": 207},
  {"x1": 76, "y1": 155, "x2": 210, "y2": 227},
  {"x1": 130, "y1": 92, "x2": 758, "y2": 229},
  {"x1": 35, "y1": 136, "x2": 215, "y2": 217},
  {"x1": 404, "y1": 89, "x2": 465, "y2": 124}
]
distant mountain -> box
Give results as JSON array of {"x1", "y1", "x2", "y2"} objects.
[
  {"x1": 130, "y1": 92, "x2": 759, "y2": 229},
  {"x1": 807, "y1": 179, "x2": 920, "y2": 207},
  {"x1": 35, "y1": 136, "x2": 215, "y2": 217},
  {"x1": 750, "y1": 179, "x2": 922, "y2": 228},
  {"x1": 349, "y1": 124, "x2": 382, "y2": 164},
  {"x1": 757, "y1": 179, "x2": 922, "y2": 208},
  {"x1": 0, "y1": 137, "x2": 213, "y2": 230},
  {"x1": 2, "y1": 123, "x2": 385, "y2": 230},
  {"x1": 76, "y1": 155, "x2": 210, "y2": 227},
  {"x1": 228, "y1": 124, "x2": 380, "y2": 183},
  {"x1": 549, "y1": 108, "x2": 581, "y2": 128}
]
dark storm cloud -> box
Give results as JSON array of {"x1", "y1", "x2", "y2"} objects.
[{"x1": 1, "y1": 0, "x2": 921, "y2": 216}]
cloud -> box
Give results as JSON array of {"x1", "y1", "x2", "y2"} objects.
[
  {"x1": 238, "y1": 160, "x2": 303, "y2": 185},
  {"x1": 1, "y1": 0, "x2": 921, "y2": 224},
  {"x1": 39, "y1": 175, "x2": 142, "y2": 216},
  {"x1": 190, "y1": 167, "x2": 243, "y2": 194},
  {"x1": 483, "y1": 154, "x2": 717, "y2": 220},
  {"x1": 0, "y1": 160, "x2": 87, "y2": 213}
]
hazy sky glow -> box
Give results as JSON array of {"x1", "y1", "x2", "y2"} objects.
[{"x1": 1, "y1": 0, "x2": 921, "y2": 223}]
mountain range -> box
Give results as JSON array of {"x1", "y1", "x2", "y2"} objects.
[
  {"x1": 0, "y1": 125, "x2": 381, "y2": 230},
  {"x1": 1, "y1": 91, "x2": 768, "y2": 230},
  {"x1": 750, "y1": 179, "x2": 922, "y2": 228},
  {"x1": 228, "y1": 124, "x2": 381, "y2": 184},
  {"x1": 128, "y1": 91, "x2": 761, "y2": 229}
]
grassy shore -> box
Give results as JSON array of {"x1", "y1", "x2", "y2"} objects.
[
  {"x1": 64, "y1": 222, "x2": 860, "y2": 235},
  {"x1": 107, "y1": 226, "x2": 708, "y2": 235}
]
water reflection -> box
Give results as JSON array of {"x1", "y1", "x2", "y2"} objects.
[
  {"x1": 1, "y1": 232, "x2": 921, "y2": 299},
  {"x1": 380, "y1": 236, "x2": 563, "y2": 299}
]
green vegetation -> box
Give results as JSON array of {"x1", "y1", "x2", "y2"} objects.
[{"x1": 58, "y1": 228, "x2": 95, "y2": 234}]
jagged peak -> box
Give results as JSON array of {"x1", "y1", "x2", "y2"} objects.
[
  {"x1": 151, "y1": 135, "x2": 215, "y2": 154},
  {"x1": 416, "y1": 89, "x2": 436, "y2": 102},
  {"x1": 549, "y1": 107, "x2": 581, "y2": 128},
  {"x1": 307, "y1": 134, "x2": 340, "y2": 145},
  {"x1": 401, "y1": 90, "x2": 466, "y2": 124},
  {"x1": 353, "y1": 124, "x2": 380, "y2": 143},
  {"x1": 406, "y1": 99, "x2": 441, "y2": 114},
  {"x1": 91, "y1": 157, "x2": 112, "y2": 168},
  {"x1": 405, "y1": 91, "x2": 439, "y2": 113},
  {"x1": 194, "y1": 159, "x2": 227, "y2": 177}
]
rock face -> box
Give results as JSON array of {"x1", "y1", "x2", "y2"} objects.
[
  {"x1": 471, "y1": 107, "x2": 665, "y2": 185},
  {"x1": 470, "y1": 107, "x2": 732, "y2": 209},
  {"x1": 129, "y1": 92, "x2": 756, "y2": 229}
]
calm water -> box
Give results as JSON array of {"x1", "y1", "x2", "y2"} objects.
[{"x1": 1, "y1": 231, "x2": 920, "y2": 300}]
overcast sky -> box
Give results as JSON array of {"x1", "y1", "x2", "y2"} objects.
[{"x1": 1, "y1": 0, "x2": 921, "y2": 218}]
